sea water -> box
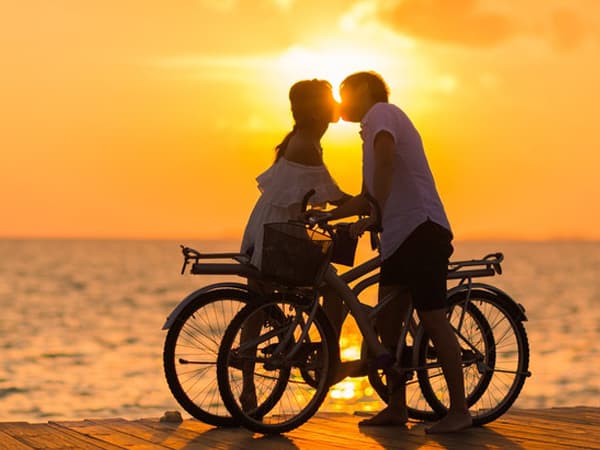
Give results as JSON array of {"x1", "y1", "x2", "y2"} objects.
[{"x1": 0, "y1": 239, "x2": 598, "y2": 421}]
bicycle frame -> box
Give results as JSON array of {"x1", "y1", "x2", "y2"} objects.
[{"x1": 172, "y1": 243, "x2": 520, "y2": 367}]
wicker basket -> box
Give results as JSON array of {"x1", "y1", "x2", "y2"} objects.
[{"x1": 261, "y1": 222, "x2": 333, "y2": 286}]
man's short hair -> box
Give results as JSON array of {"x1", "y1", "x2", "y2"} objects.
[{"x1": 341, "y1": 71, "x2": 389, "y2": 103}]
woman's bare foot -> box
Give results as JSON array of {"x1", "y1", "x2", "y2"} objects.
[
  {"x1": 425, "y1": 411, "x2": 472, "y2": 434},
  {"x1": 239, "y1": 389, "x2": 257, "y2": 413},
  {"x1": 358, "y1": 406, "x2": 408, "y2": 427}
]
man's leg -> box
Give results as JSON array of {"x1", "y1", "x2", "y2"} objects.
[
  {"x1": 418, "y1": 308, "x2": 472, "y2": 433},
  {"x1": 360, "y1": 285, "x2": 411, "y2": 426}
]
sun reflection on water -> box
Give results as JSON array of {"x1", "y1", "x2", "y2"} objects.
[{"x1": 325, "y1": 338, "x2": 386, "y2": 413}]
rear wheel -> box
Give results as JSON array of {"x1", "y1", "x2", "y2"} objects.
[
  {"x1": 368, "y1": 300, "x2": 495, "y2": 421},
  {"x1": 418, "y1": 290, "x2": 529, "y2": 425},
  {"x1": 163, "y1": 289, "x2": 250, "y2": 427}
]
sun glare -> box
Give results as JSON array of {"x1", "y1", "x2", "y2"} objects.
[{"x1": 277, "y1": 45, "x2": 389, "y2": 101}]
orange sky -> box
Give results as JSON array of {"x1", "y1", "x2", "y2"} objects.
[{"x1": 1, "y1": 1, "x2": 599, "y2": 240}]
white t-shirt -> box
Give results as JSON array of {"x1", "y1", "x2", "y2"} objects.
[{"x1": 361, "y1": 102, "x2": 452, "y2": 260}]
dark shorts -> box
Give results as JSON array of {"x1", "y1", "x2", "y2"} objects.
[{"x1": 380, "y1": 220, "x2": 453, "y2": 312}]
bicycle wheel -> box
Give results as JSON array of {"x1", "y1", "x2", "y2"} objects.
[
  {"x1": 163, "y1": 288, "x2": 250, "y2": 427},
  {"x1": 217, "y1": 299, "x2": 338, "y2": 434},
  {"x1": 418, "y1": 289, "x2": 529, "y2": 425},
  {"x1": 352, "y1": 277, "x2": 449, "y2": 420},
  {"x1": 367, "y1": 301, "x2": 495, "y2": 421}
]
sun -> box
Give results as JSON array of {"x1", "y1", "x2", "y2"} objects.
[{"x1": 276, "y1": 44, "x2": 391, "y2": 101}]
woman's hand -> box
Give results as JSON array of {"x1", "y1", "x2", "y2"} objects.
[{"x1": 349, "y1": 216, "x2": 378, "y2": 239}]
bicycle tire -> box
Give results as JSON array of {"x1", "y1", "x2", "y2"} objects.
[
  {"x1": 367, "y1": 300, "x2": 495, "y2": 421},
  {"x1": 217, "y1": 299, "x2": 338, "y2": 434},
  {"x1": 163, "y1": 288, "x2": 251, "y2": 427},
  {"x1": 352, "y1": 277, "x2": 447, "y2": 420},
  {"x1": 418, "y1": 289, "x2": 529, "y2": 425}
]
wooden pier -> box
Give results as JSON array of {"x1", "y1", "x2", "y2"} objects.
[{"x1": 0, "y1": 407, "x2": 598, "y2": 449}]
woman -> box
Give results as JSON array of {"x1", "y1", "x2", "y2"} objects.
[
  {"x1": 241, "y1": 79, "x2": 349, "y2": 269},
  {"x1": 238, "y1": 79, "x2": 350, "y2": 411}
]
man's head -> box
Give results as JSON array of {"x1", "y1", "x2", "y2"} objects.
[{"x1": 339, "y1": 71, "x2": 389, "y2": 122}]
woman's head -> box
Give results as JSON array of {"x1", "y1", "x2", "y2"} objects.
[
  {"x1": 274, "y1": 79, "x2": 339, "y2": 162},
  {"x1": 288, "y1": 79, "x2": 339, "y2": 128}
]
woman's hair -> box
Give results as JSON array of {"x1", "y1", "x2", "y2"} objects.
[
  {"x1": 275, "y1": 79, "x2": 336, "y2": 162},
  {"x1": 340, "y1": 71, "x2": 389, "y2": 103}
]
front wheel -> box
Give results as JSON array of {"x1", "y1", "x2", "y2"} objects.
[{"x1": 217, "y1": 299, "x2": 338, "y2": 434}]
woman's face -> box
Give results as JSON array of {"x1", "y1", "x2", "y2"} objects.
[{"x1": 325, "y1": 94, "x2": 341, "y2": 123}]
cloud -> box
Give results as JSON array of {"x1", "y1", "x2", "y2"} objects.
[
  {"x1": 379, "y1": 0, "x2": 514, "y2": 48},
  {"x1": 375, "y1": 0, "x2": 594, "y2": 53}
]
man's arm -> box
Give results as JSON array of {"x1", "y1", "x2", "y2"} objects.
[
  {"x1": 328, "y1": 192, "x2": 369, "y2": 220},
  {"x1": 371, "y1": 130, "x2": 395, "y2": 219}
]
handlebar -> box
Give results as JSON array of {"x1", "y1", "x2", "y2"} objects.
[
  {"x1": 301, "y1": 189, "x2": 316, "y2": 213},
  {"x1": 301, "y1": 189, "x2": 381, "y2": 250}
]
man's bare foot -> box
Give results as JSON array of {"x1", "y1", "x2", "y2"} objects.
[
  {"x1": 425, "y1": 411, "x2": 472, "y2": 434},
  {"x1": 358, "y1": 406, "x2": 408, "y2": 427}
]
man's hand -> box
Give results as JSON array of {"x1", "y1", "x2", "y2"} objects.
[{"x1": 349, "y1": 216, "x2": 378, "y2": 239}]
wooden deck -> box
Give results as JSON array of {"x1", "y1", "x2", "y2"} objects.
[{"x1": 0, "y1": 407, "x2": 598, "y2": 449}]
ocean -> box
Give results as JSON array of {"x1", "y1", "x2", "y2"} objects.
[{"x1": 0, "y1": 239, "x2": 598, "y2": 421}]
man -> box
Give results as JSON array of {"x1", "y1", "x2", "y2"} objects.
[{"x1": 324, "y1": 71, "x2": 472, "y2": 433}]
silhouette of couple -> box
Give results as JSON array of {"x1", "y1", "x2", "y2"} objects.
[{"x1": 240, "y1": 71, "x2": 472, "y2": 434}]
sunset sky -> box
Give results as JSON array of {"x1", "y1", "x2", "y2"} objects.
[{"x1": 1, "y1": 1, "x2": 599, "y2": 240}]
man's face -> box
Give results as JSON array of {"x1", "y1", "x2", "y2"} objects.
[{"x1": 339, "y1": 84, "x2": 366, "y2": 123}]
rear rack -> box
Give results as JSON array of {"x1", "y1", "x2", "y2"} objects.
[
  {"x1": 180, "y1": 245, "x2": 255, "y2": 274},
  {"x1": 180, "y1": 245, "x2": 504, "y2": 282},
  {"x1": 447, "y1": 252, "x2": 503, "y2": 280}
]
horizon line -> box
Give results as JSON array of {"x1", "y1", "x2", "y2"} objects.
[{"x1": 1, "y1": 235, "x2": 599, "y2": 243}]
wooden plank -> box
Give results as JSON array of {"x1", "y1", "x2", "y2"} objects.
[
  {"x1": 297, "y1": 415, "x2": 442, "y2": 449},
  {"x1": 137, "y1": 419, "x2": 238, "y2": 450},
  {"x1": 145, "y1": 417, "x2": 341, "y2": 450},
  {"x1": 53, "y1": 419, "x2": 171, "y2": 450},
  {"x1": 486, "y1": 421, "x2": 599, "y2": 449},
  {"x1": 46, "y1": 423, "x2": 124, "y2": 450},
  {"x1": 507, "y1": 408, "x2": 600, "y2": 427},
  {"x1": 0, "y1": 429, "x2": 35, "y2": 450},
  {"x1": 91, "y1": 418, "x2": 235, "y2": 450},
  {"x1": 308, "y1": 413, "x2": 538, "y2": 450},
  {"x1": 0, "y1": 408, "x2": 598, "y2": 450},
  {"x1": 0, "y1": 422, "x2": 118, "y2": 450}
]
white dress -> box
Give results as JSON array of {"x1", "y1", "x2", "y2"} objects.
[{"x1": 241, "y1": 157, "x2": 344, "y2": 269}]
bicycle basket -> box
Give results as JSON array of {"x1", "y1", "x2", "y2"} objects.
[
  {"x1": 261, "y1": 222, "x2": 333, "y2": 286},
  {"x1": 331, "y1": 223, "x2": 358, "y2": 267}
]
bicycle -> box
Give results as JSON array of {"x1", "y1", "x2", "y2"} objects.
[
  {"x1": 161, "y1": 191, "x2": 333, "y2": 426},
  {"x1": 214, "y1": 217, "x2": 531, "y2": 434}
]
